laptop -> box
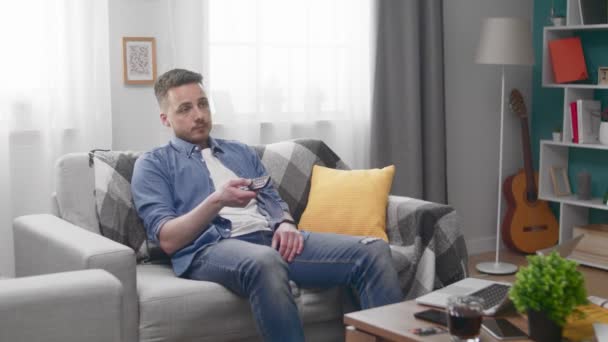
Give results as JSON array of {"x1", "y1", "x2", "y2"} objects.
[
  {"x1": 415, "y1": 277, "x2": 512, "y2": 316},
  {"x1": 536, "y1": 234, "x2": 583, "y2": 258}
]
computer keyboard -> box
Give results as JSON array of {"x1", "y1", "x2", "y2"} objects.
[{"x1": 469, "y1": 283, "x2": 511, "y2": 310}]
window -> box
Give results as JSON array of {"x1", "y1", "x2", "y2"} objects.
[{"x1": 208, "y1": 0, "x2": 371, "y2": 124}]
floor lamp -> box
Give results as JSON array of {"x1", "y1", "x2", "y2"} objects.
[{"x1": 474, "y1": 17, "x2": 534, "y2": 275}]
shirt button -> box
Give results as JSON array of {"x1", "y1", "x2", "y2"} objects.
[{"x1": 224, "y1": 229, "x2": 230, "y2": 232}]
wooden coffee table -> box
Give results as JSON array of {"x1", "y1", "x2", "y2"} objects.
[
  {"x1": 344, "y1": 250, "x2": 608, "y2": 341},
  {"x1": 344, "y1": 300, "x2": 529, "y2": 342}
]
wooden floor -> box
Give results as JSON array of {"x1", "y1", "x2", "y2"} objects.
[{"x1": 468, "y1": 249, "x2": 608, "y2": 298}]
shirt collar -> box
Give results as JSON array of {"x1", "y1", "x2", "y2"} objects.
[{"x1": 170, "y1": 136, "x2": 224, "y2": 157}]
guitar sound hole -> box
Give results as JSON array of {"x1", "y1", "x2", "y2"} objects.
[
  {"x1": 523, "y1": 225, "x2": 548, "y2": 232},
  {"x1": 521, "y1": 192, "x2": 539, "y2": 206}
]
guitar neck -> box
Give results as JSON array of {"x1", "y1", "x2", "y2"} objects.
[{"x1": 520, "y1": 116, "x2": 536, "y2": 197}]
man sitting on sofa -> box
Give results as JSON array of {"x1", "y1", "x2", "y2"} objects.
[{"x1": 131, "y1": 68, "x2": 403, "y2": 342}]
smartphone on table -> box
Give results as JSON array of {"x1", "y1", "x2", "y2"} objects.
[
  {"x1": 482, "y1": 318, "x2": 527, "y2": 340},
  {"x1": 413, "y1": 308, "x2": 448, "y2": 326}
]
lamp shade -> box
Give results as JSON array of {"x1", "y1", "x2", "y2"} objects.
[{"x1": 475, "y1": 17, "x2": 534, "y2": 66}]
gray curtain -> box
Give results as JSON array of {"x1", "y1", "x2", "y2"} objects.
[{"x1": 370, "y1": 0, "x2": 446, "y2": 203}]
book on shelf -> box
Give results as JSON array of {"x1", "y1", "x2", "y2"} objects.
[
  {"x1": 570, "y1": 101, "x2": 580, "y2": 143},
  {"x1": 579, "y1": 0, "x2": 608, "y2": 25},
  {"x1": 576, "y1": 99, "x2": 601, "y2": 144},
  {"x1": 548, "y1": 37, "x2": 588, "y2": 84},
  {"x1": 569, "y1": 224, "x2": 608, "y2": 270}
]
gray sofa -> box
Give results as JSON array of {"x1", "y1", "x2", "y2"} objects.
[
  {"x1": 0, "y1": 269, "x2": 123, "y2": 342},
  {"x1": 13, "y1": 139, "x2": 468, "y2": 342}
]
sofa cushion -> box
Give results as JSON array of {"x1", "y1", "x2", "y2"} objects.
[
  {"x1": 136, "y1": 264, "x2": 344, "y2": 341},
  {"x1": 89, "y1": 150, "x2": 168, "y2": 263},
  {"x1": 253, "y1": 139, "x2": 349, "y2": 222},
  {"x1": 298, "y1": 165, "x2": 395, "y2": 241}
]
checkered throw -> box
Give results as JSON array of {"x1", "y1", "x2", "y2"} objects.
[
  {"x1": 89, "y1": 150, "x2": 167, "y2": 263},
  {"x1": 386, "y1": 196, "x2": 468, "y2": 299}
]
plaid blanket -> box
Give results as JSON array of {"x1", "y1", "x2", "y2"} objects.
[
  {"x1": 386, "y1": 196, "x2": 468, "y2": 299},
  {"x1": 89, "y1": 150, "x2": 167, "y2": 263},
  {"x1": 88, "y1": 139, "x2": 468, "y2": 298}
]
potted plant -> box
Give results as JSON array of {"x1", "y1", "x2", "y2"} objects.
[
  {"x1": 552, "y1": 126, "x2": 562, "y2": 142},
  {"x1": 549, "y1": 0, "x2": 566, "y2": 26},
  {"x1": 508, "y1": 252, "x2": 587, "y2": 342}
]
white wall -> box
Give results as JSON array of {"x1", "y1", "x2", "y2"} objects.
[
  {"x1": 444, "y1": 0, "x2": 534, "y2": 254},
  {"x1": 108, "y1": 0, "x2": 207, "y2": 151},
  {"x1": 108, "y1": 0, "x2": 166, "y2": 151}
]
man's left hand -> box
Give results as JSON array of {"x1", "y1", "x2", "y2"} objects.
[{"x1": 272, "y1": 223, "x2": 303, "y2": 262}]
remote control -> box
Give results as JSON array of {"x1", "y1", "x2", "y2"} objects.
[{"x1": 248, "y1": 175, "x2": 271, "y2": 190}]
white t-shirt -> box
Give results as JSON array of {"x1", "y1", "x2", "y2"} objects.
[{"x1": 201, "y1": 148, "x2": 271, "y2": 237}]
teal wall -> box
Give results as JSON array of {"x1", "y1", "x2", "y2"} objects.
[{"x1": 531, "y1": 0, "x2": 608, "y2": 223}]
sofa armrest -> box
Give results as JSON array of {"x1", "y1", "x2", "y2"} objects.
[
  {"x1": 0, "y1": 269, "x2": 123, "y2": 342},
  {"x1": 386, "y1": 195, "x2": 468, "y2": 299},
  {"x1": 13, "y1": 214, "x2": 134, "y2": 276},
  {"x1": 13, "y1": 214, "x2": 138, "y2": 342}
]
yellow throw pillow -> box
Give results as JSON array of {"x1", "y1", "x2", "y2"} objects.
[{"x1": 298, "y1": 165, "x2": 395, "y2": 241}]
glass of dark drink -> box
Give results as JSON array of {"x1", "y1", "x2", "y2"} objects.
[{"x1": 446, "y1": 296, "x2": 484, "y2": 342}]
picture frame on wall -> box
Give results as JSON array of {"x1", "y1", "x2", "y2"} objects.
[
  {"x1": 598, "y1": 67, "x2": 608, "y2": 85},
  {"x1": 122, "y1": 37, "x2": 157, "y2": 85},
  {"x1": 550, "y1": 166, "x2": 572, "y2": 197}
]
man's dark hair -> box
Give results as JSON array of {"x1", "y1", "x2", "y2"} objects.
[{"x1": 154, "y1": 69, "x2": 203, "y2": 106}]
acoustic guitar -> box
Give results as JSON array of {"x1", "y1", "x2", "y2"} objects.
[{"x1": 501, "y1": 89, "x2": 559, "y2": 254}]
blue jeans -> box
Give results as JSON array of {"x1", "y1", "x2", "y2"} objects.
[{"x1": 185, "y1": 230, "x2": 403, "y2": 342}]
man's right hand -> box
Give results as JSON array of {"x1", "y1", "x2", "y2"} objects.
[{"x1": 217, "y1": 178, "x2": 257, "y2": 207}]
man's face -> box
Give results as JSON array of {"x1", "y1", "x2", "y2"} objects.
[{"x1": 160, "y1": 83, "x2": 212, "y2": 146}]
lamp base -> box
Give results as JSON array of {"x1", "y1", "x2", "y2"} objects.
[{"x1": 475, "y1": 261, "x2": 518, "y2": 275}]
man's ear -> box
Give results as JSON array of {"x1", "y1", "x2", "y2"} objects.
[{"x1": 160, "y1": 113, "x2": 171, "y2": 127}]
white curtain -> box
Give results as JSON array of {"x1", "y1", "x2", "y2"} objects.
[
  {"x1": 0, "y1": 1, "x2": 111, "y2": 276},
  {"x1": 169, "y1": 0, "x2": 371, "y2": 168}
]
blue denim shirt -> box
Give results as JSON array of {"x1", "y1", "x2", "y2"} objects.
[{"x1": 131, "y1": 136, "x2": 289, "y2": 276}]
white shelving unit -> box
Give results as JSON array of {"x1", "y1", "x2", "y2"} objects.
[
  {"x1": 538, "y1": 0, "x2": 608, "y2": 251},
  {"x1": 538, "y1": 141, "x2": 608, "y2": 243}
]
